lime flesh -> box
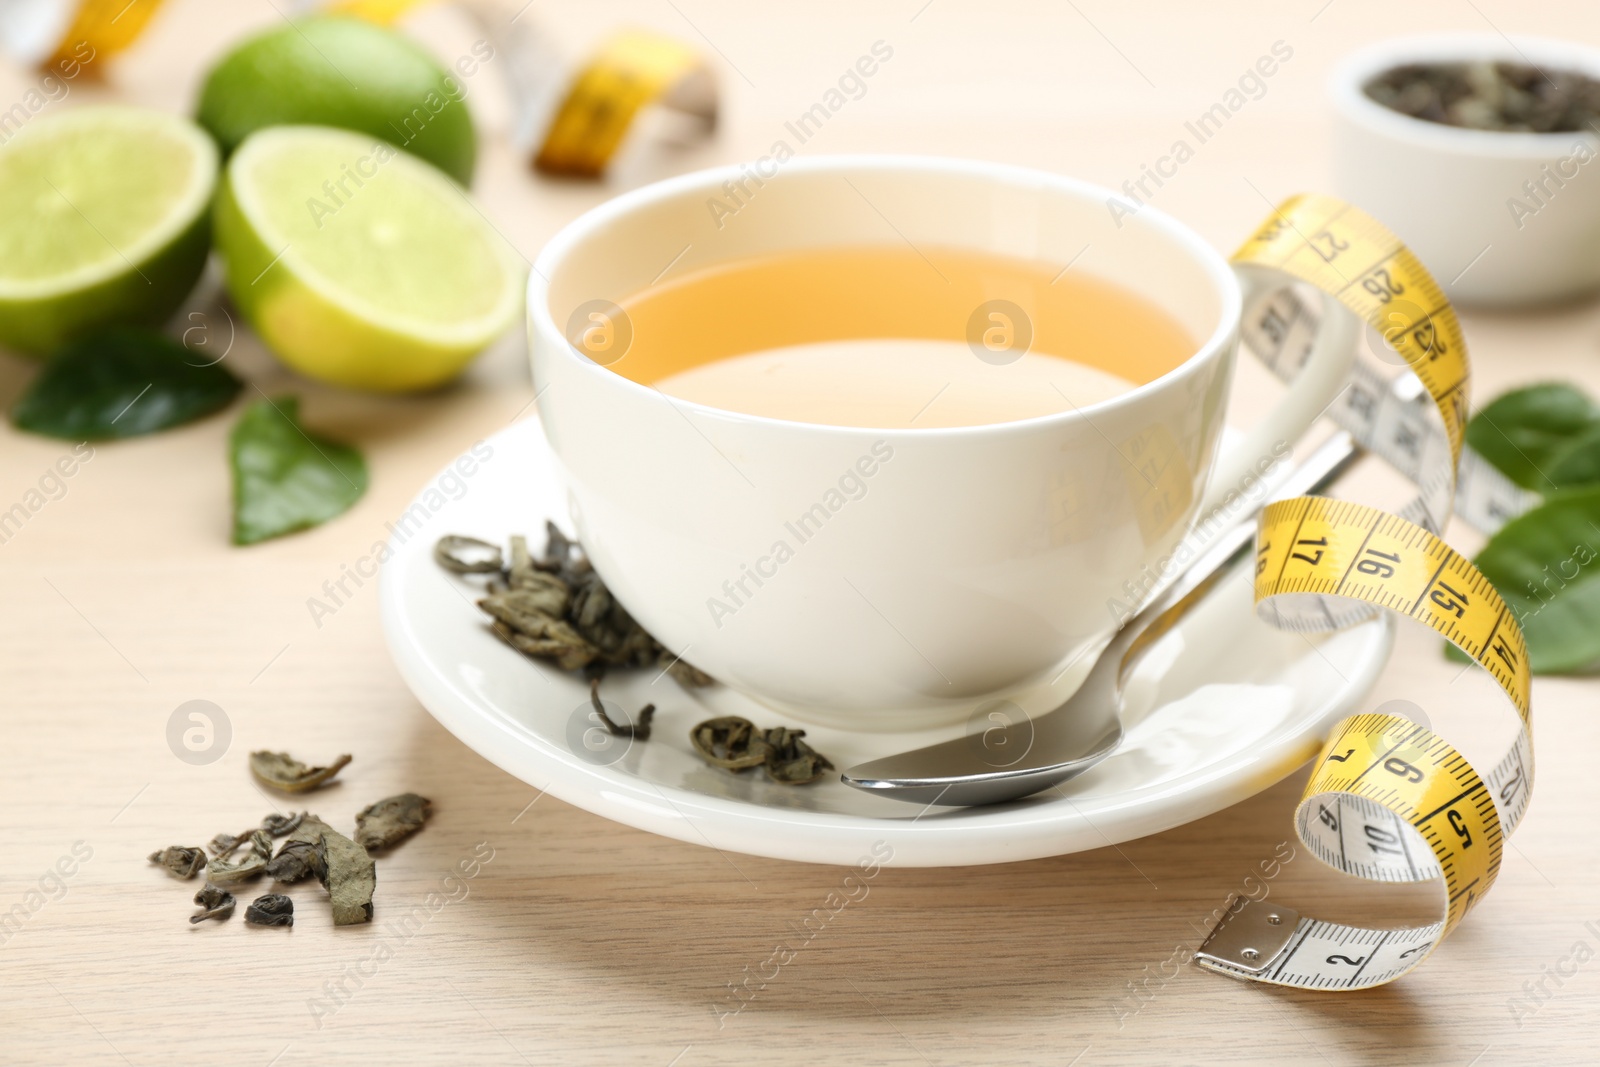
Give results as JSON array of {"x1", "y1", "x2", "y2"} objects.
[
  {"x1": 0, "y1": 106, "x2": 217, "y2": 357},
  {"x1": 216, "y1": 125, "x2": 523, "y2": 391}
]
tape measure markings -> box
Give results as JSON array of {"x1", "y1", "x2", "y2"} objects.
[{"x1": 1197, "y1": 194, "x2": 1535, "y2": 992}]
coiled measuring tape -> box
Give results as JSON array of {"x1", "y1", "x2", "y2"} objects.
[{"x1": 1194, "y1": 194, "x2": 1535, "y2": 990}]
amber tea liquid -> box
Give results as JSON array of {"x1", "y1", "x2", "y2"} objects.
[{"x1": 610, "y1": 245, "x2": 1196, "y2": 429}]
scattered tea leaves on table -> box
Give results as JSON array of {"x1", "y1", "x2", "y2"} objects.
[
  {"x1": 316, "y1": 825, "x2": 376, "y2": 926},
  {"x1": 354, "y1": 793, "x2": 433, "y2": 851},
  {"x1": 207, "y1": 848, "x2": 267, "y2": 885},
  {"x1": 190, "y1": 884, "x2": 236, "y2": 924},
  {"x1": 148, "y1": 846, "x2": 207, "y2": 879},
  {"x1": 434, "y1": 534, "x2": 503, "y2": 574},
  {"x1": 1449, "y1": 485, "x2": 1600, "y2": 673},
  {"x1": 1465, "y1": 383, "x2": 1600, "y2": 492},
  {"x1": 244, "y1": 894, "x2": 295, "y2": 927},
  {"x1": 267, "y1": 813, "x2": 331, "y2": 882},
  {"x1": 10, "y1": 329, "x2": 243, "y2": 441},
  {"x1": 230, "y1": 396, "x2": 368, "y2": 545},
  {"x1": 267, "y1": 840, "x2": 319, "y2": 883},
  {"x1": 250, "y1": 750, "x2": 352, "y2": 793},
  {"x1": 261, "y1": 811, "x2": 304, "y2": 837}
]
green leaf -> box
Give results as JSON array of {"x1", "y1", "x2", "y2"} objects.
[
  {"x1": 230, "y1": 396, "x2": 367, "y2": 545},
  {"x1": 1464, "y1": 383, "x2": 1600, "y2": 491},
  {"x1": 11, "y1": 329, "x2": 242, "y2": 440},
  {"x1": 1451, "y1": 486, "x2": 1600, "y2": 673}
]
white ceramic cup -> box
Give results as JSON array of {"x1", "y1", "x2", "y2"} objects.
[
  {"x1": 1331, "y1": 33, "x2": 1600, "y2": 307},
  {"x1": 529, "y1": 156, "x2": 1354, "y2": 726}
]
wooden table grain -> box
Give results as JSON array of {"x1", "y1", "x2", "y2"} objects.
[{"x1": 3, "y1": 1, "x2": 1598, "y2": 1064}]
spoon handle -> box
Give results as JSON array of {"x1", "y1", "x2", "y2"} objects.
[{"x1": 1107, "y1": 431, "x2": 1364, "y2": 689}]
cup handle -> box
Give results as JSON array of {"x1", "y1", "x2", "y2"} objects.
[{"x1": 1195, "y1": 270, "x2": 1357, "y2": 519}]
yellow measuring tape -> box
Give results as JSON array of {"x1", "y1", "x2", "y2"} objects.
[
  {"x1": 42, "y1": 0, "x2": 166, "y2": 67},
  {"x1": 23, "y1": 1, "x2": 712, "y2": 179},
  {"x1": 533, "y1": 30, "x2": 712, "y2": 178},
  {"x1": 1195, "y1": 194, "x2": 1534, "y2": 990}
]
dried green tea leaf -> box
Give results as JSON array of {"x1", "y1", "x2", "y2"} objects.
[
  {"x1": 661, "y1": 653, "x2": 714, "y2": 688},
  {"x1": 266, "y1": 840, "x2": 319, "y2": 883},
  {"x1": 190, "y1": 884, "x2": 236, "y2": 924},
  {"x1": 230, "y1": 396, "x2": 368, "y2": 545},
  {"x1": 537, "y1": 521, "x2": 578, "y2": 574},
  {"x1": 569, "y1": 571, "x2": 660, "y2": 669},
  {"x1": 354, "y1": 793, "x2": 433, "y2": 851},
  {"x1": 434, "y1": 534, "x2": 503, "y2": 574},
  {"x1": 267, "y1": 814, "x2": 331, "y2": 882},
  {"x1": 760, "y1": 726, "x2": 834, "y2": 786},
  {"x1": 11, "y1": 329, "x2": 243, "y2": 441},
  {"x1": 244, "y1": 893, "x2": 294, "y2": 927},
  {"x1": 261, "y1": 811, "x2": 304, "y2": 837},
  {"x1": 489, "y1": 618, "x2": 600, "y2": 672},
  {"x1": 148, "y1": 845, "x2": 207, "y2": 880},
  {"x1": 207, "y1": 849, "x2": 266, "y2": 885},
  {"x1": 586, "y1": 676, "x2": 654, "y2": 740},
  {"x1": 208, "y1": 831, "x2": 250, "y2": 857},
  {"x1": 480, "y1": 585, "x2": 574, "y2": 632},
  {"x1": 249, "y1": 750, "x2": 352, "y2": 793},
  {"x1": 316, "y1": 825, "x2": 376, "y2": 925},
  {"x1": 689, "y1": 718, "x2": 834, "y2": 785},
  {"x1": 508, "y1": 534, "x2": 533, "y2": 585},
  {"x1": 690, "y1": 717, "x2": 770, "y2": 771}
]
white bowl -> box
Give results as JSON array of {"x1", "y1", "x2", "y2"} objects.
[{"x1": 1331, "y1": 33, "x2": 1600, "y2": 307}]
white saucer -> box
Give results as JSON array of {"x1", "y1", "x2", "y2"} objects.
[{"x1": 379, "y1": 418, "x2": 1395, "y2": 867}]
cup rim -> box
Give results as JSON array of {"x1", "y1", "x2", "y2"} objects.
[
  {"x1": 1330, "y1": 32, "x2": 1600, "y2": 158},
  {"x1": 528, "y1": 154, "x2": 1243, "y2": 438}
]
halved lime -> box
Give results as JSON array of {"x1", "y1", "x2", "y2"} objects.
[
  {"x1": 0, "y1": 106, "x2": 217, "y2": 357},
  {"x1": 215, "y1": 125, "x2": 523, "y2": 392}
]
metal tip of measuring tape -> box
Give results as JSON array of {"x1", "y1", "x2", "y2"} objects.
[{"x1": 1194, "y1": 897, "x2": 1301, "y2": 977}]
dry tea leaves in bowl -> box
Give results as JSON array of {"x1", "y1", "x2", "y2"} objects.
[
  {"x1": 1365, "y1": 61, "x2": 1600, "y2": 132},
  {"x1": 190, "y1": 884, "x2": 236, "y2": 924},
  {"x1": 354, "y1": 793, "x2": 432, "y2": 851},
  {"x1": 244, "y1": 894, "x2": 294, "y2": 927},
  {"x1": 250, "y1": 750, "x2": 352, "y2": 793},
  {"x1": 148, "y1": 845, "x2": 207, "y2": 879}
]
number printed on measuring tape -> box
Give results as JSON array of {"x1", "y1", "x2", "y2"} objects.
[{"x1": 1193, "y1": 194, "x2": 1535, "y2": 992}]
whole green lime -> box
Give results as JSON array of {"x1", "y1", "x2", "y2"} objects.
[{"x1": 196, "y1": 16, "x2": 476, "y2": 185}]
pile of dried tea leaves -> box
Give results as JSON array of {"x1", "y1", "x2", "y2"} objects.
[
  {"x1": 148, "y1": 749, "x2": 432, "y2": 928},
  {"x1": 436, "y1": 525, "x2": 714, "y2": 687},
  {"x1": 690, "y1": 716, "x2": 835, "y2": 786},
  {"x1": 1365, "y1": 62, "x2": 1600, "y2": 132}
]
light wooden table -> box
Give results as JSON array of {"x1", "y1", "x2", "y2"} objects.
[{"x1": 3, "y1": 1, "x2": 1598, "y2": 1064}]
